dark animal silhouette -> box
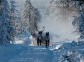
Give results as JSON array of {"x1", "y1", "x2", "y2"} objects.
[
  {"x1": 45, "y1": 32, "x2": 50, "y2": 47},
  {"x1": 37, "y1": 31, "x2": 43, "y2": 45},
  {"x1": 37, "y1": 27, "x2": 45, "y2": 46}
]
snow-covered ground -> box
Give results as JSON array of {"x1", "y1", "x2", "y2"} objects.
[
  {"x1": 0, "y1": 44, "x2": 26, "y2": 62},
  {"x1": 0, "y1": 42, "x2": 84, "y2": 62}
]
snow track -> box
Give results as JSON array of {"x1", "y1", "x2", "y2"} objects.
[
  {"x1": 0, "y1": 43, "x2": 84, "y2": 62},
  {"x1": 9, "y1": 46, "x2": 53, "y2": 62}
]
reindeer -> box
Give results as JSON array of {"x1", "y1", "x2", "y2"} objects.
[
  {"x1": 37, "y1": 27, "x2": 45, "y2": 46},
  {"x1": 45, "y1": 32, "x2": 50, "y2": 47}
]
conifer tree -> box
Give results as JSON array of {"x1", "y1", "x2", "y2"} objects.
[
  {"x1": 0, "y1": 0, "x2": 11, "y2": 44},
  {"x1": 23, "y1": 0, "x2": 41, "y2": 34}
]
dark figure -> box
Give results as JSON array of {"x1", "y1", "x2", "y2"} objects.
[
  {"x1": 45, "y1": 32, "x2": 50, "y2": 47},
  {"x1": 37, "y1": 31, "x2": 43, "y2": 46},
  {"x1": 37, "y1": 26, "x2": 45, "y2": 46},
  {"x1": 0, "y1": 0, "x2": 2, "y2": 3}
]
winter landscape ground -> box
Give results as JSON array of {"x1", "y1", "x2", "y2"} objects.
[{"x1": 0, "y1": 42, "x2": 84, "y2": 62}]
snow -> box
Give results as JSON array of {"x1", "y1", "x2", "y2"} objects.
[
  {"x1": 9, "y1": 46, "x2": 53, "y2": 62},
  {"x1": 80, "y1": 57, "x2": 84, "y2": 62},
  {"x1": 14, "y1": 40, "x2": 23, "y2": 44},
  {"x1": 0, "y1": 42, "x2": 84, "y2": 62},
  {"x1": 29, "y1": 35, "x2": 37, "y2": 46},
  {"x1": 0, "y1": 44, "x2": 53, "y2": 62},
  {"x1": 0, "y1": 44, "x2": 26, "y2": 62},
  {"x1": 0, "y1": 0, "x2": 84, "y2": 62}
]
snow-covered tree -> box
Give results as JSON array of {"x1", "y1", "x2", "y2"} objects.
[
  {"x1": 9, "y1": 0, "x2": 21, "y2": 43},
  {"x1": 9, "y1": 0, "x2": 16, "y2": 43},
  {"x1": 0, "y1": 0, "x2": 11, "y2": 44},
  {"x1": 73, "y1": 12, "x2": 84, "y2": 39},
  {"x1": 60, "y1": 0, "x2": 84, "y2": 10},
  {"x1": 23, "y1": 0, "x2": 41, "y2": 34},
  {"x1": 49, "y1": 0, "x2": 83, "y2": 12},
  {"x1": 33, "y1": 8, "x2": 41, "y2": 31},
  {"x1": 72, "y1": 0, "x2": 84, "y2": 39},
  {"x1": 48, "y1": 0, "x2": 79, "y2": 15}
]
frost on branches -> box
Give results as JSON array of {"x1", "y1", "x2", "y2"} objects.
[{"x1": 23, "y1": 0, "x2": 41, "y2": 34}]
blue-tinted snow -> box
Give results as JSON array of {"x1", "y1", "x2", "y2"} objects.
[{"x1": 0, "y1": 42, "x2": 84, "y2": 62}]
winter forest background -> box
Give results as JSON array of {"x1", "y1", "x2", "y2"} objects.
[
  {"x1": 0, "y1": 0, "x2": 84, "y2": 44},
  {"x1": 0, "y1": 0, "x2": 84, "y2": 62}
]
